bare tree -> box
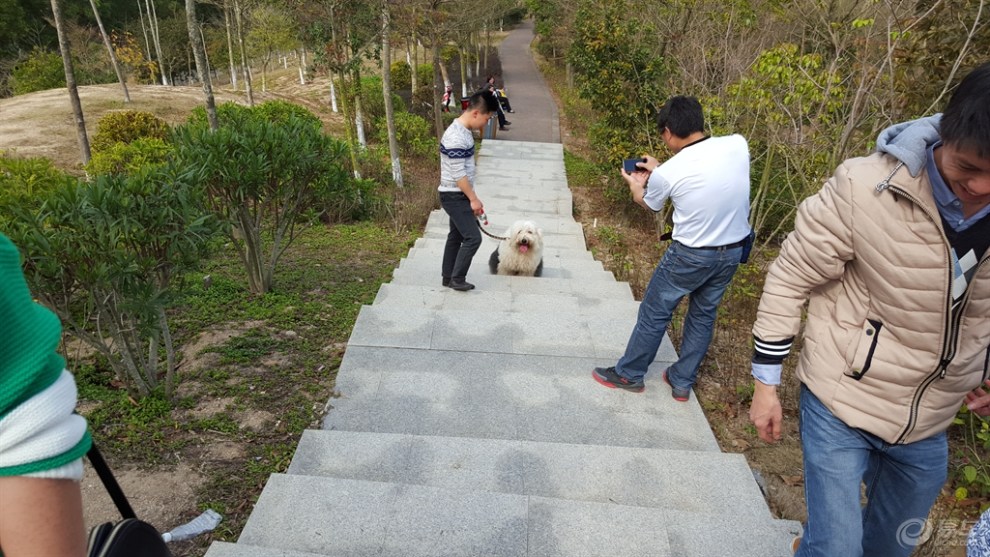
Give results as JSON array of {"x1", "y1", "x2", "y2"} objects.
[
  {"x1": 382, "y1": 0, "x2": 403, "y2": 187},
  {"x1": 233, "y1": 0, "x2": 254, "y2": 104},
  {"x1": 224, "y1": 1, "x2": 238, "y2": 88},
  {"x1": 89, "y1": 0, "x2": 130, "y2": 102},
  {"x1": 49, "y1": 0, "x2": 91, "y2": 164},
  {"x1": 186, "y1": 0, "x2": 219, "y2": 130}
]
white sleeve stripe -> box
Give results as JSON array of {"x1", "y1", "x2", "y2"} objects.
[
  {"x1": 754, "y1": 339, "x2": 793, "y2": 349},
  {"x1": 0, "y1": 370, "x2": 88, "y2": 469},
  {"x1": 755, "y1": 347, "x2": 791, "y2": 356}
]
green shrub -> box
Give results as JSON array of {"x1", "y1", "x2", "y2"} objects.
[
  {"x1": 375, "y1": 112, "x2": 435, "y2": 158},
  {"x1": 0, "y1": 155, "x2": 75, "y2": 230},
  {"x1": 174, "y1": 110, "x2": 356, "y2": 293},
  {"x1": 188, "y1": 100, "x2": 322, "y2": 133},
  {"x1": 91, "y1": 111, "x2": 171, "y2": 154},
  {"x1": 85, "y1": 138, "x2": 172, "y2": 176},
  {"x1": 390, "y1": 61, "x2": 411, "y2": 90},
  {"x1": 8, "y1": 168, "x2": 218, "y2": 398},
  {"x1": 356, "y1": 76, "x2": 406, "y2": 136},
  {"x1": 416, "y1": 64, "x2": 435, "y2": 92},
  {"x1": 10, "y1": 48, "x2": 64, "y2": 95}
]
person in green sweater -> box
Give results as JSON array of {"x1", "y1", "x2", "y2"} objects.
[{"x1": 0, "y1": 233, "x2": 92, "y2": 557}]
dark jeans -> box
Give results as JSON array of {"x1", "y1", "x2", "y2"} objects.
[
  {"x1": 439, "y1": 191, "x2": 481, "y2": 280},
  {"x1": 615, "y1": 241, "x2": 741, "y2": 388}
]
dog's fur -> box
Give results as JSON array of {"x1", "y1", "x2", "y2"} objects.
[{"x1": 489, "y1": 220, "x2": 544, "y2": 276}]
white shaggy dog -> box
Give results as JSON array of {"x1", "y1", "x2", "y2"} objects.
[{"x1": 489, "y1": 220, "x2": 544, "y2": 276}]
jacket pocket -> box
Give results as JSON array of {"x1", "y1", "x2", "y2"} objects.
[{"x1": 848, "y1": 319, "x2": 883, "y2": 380}]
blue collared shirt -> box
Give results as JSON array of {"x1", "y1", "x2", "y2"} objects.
[{"x1": 927, "y1": 141, "x2": 990, "y2": 231}]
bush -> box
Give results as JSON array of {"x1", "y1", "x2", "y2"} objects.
[
  {"x1": 85, "y1": 138, "x2": 173, "y2": 176},
  {"x1": 391, "y1": 61, "x2": 412, "y2": 90},
  {"x1": 375, "y1": 112, "x2": 435, "y2": 158},
  {"x1": 91, "y1": 111, "x2": 171, "y2": 154},
  {"x1": 10, "y1": 48, "x2": 64, "y2": 95},
  {"x1": 356, "y1": 76, "x2": 406, "y2": 136},
  {"x1": 174, "y1": 107, "x2": 356, "y2": 293},
  {"x1": 0, "y1": 154, "x2": 75, "y2": 229},
  {"x1": 7, "y1": 168, "x2": 217, "y2": 398},
  {"x1": 188, "y1": 100, "x2": 323, "y2": 133}
]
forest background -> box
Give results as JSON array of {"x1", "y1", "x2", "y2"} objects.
[{"x1": 0, "y1": 0, "x2": 988, "y2": 555}]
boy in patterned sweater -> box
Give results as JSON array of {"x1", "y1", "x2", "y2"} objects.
[{"x1": 438, "y1": 90, "x2": 499, "y2": 291}]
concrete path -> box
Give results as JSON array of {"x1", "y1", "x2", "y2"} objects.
[
  {"x1": 205, "y1": 23, "x2": 800, "y2": 557},
  {"x1": 494, "y1": 20, "x2": 560, "y2": 143}
]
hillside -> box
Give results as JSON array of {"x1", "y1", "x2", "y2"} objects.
[{"x1": 0, "y1": 75, "x2": 339, "y2": 172}]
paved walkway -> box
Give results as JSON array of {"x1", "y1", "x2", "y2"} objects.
[
  {"x1": 205, "y1": 23, "x2": 800, "y2": 557},
  {"x1": 495, "y1": 20, "x2": 560, "y2": 144}
]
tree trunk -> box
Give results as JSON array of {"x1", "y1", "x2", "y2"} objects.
[
  {"x1": 329, "y1": 78, "x2": 338, "y2": 112},
  {"x1": 382, "y1": 2, "x2": 402, "y2": 188},
  {"x1": 137, "y1": 0, "x2": 152, "y2": 60},
  {"x1": 431, "y1": 43, "x2": 443, "y2": 138},
  {"x1": 50, "y1": 0, "x2": 90, "y2": 164},
  {"x1": 224, "y1": 2, "x2": 237, "y2": 88},
  {"x1": 459, "y1": 46, "x2": 467, "y2": 98},
  {"x1": 298, "y1": 47, "x2": 306, "y2": 85},
  {"x1": 89, "y1": 0, "x2": 130, "y2": 102},
  {"x1": 410, "y1": 37, "x2": 418, "y2": 96},
  {"x1": 353, "y1": 65, "x2": 366, "y2": 147},
  {"x1": 233, "y1": 0, "x2": 254, "y2": 105},
  {"x1": 186, "y1": 0, "x2": 218, "y2": 130},
  {"x1": 335, "y1": 70, "x2": 361, "y2": 178},
  {"x1": 146, "y1": 0, "x2": 168, "y2": 85}
]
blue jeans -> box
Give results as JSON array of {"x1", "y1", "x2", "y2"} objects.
[
  {"x1": 797, "y1": 385, "x2": 947, "y2": 557},
  {"x1": 615, "y1": 241, "x2": 740, "y2": 388},
  {"x1": 439, "y1": 192, "x2": 481, "y2": 281}
]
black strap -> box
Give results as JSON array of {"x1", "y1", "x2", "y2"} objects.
[{"x1": 87, "y1": 444, "x2": 137, "y2": 520}]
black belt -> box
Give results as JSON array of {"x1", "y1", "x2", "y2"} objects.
[{"x1": 691, "y1": 238, "x2": 747, "y2": 250}]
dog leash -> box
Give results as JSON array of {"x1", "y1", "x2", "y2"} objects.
[{"x1": 476, "y1": 212, "x2": 508, "y2": 241}]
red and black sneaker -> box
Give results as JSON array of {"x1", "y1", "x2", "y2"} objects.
[{"x1": 592, "y1": 366, "x2": 645, "y2": 393}]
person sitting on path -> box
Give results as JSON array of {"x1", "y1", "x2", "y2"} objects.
[
  {"x1": 487, "y1": 74, "x2": 514, "y2": 113},
  {"x1": 438, "y1": 90, "x2": 499, "y2": 292},
  {"x1": 592, "y1": 96, "x2": 752, "y2": 399},
  {"x1": 748, "y1": 62, "x2": 990, "y2": 557}
]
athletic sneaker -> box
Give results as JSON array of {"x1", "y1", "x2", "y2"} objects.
[
  {"x1": 662, "y1": 369, "x2": 690, "y2": 402},
  {"x1": 592, "y1": 366, "x2": 645, "y2": 393}
]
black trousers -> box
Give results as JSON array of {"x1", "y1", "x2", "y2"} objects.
[{"x1": 439, "y1": 191, "x2": 481, "y2": 280}]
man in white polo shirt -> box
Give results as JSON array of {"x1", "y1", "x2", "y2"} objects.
[{"x1": 593, "y1": 96, "x2": 751, "y2": 400}]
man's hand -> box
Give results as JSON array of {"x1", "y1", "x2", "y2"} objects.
[
  {"x1": 749, "y1": 381, "x2": 783, "y2": 443},
  {"x1": 965, "y1": 379, "x2": 990, "y2": 417},
  {"x1": 641, "y1": 155, "x2": 660, "y2": 172},
  {"x1": 470, "y1": 198, "x2": 484, "y2": 216},
  {"x1": 621, "y1": 167, "x2": 649, "y2": 188}
]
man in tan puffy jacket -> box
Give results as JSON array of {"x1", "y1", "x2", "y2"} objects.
[{"x1": 748, "y1": 62, "x2": 990, "y2": 557}]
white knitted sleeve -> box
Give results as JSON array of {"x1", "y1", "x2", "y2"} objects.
[{"x1": 0, "y1": 370, "x2": 88, "y2": 480}]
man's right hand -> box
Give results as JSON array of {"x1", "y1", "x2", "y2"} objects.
[
  {"x1": 470, "y1": 198, "x2": 484, "y2": 216},
  {"x1": 749, "y1": 381, "x2": 783, "y2": 443}
]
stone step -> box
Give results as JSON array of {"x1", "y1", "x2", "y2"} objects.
[
  {"x1": 426, "y1": 211, "x2": 584, "y2": 237},
  {"x1": 326, "y1": 346, "x2": 707, "y2": 452},
  {"x1": 205, "y1": 542, "x2": 329, "y2": 557},
  {"x1": 372, "y1": 284, "x2": 641, "y2": 318},
  {"x1": 389, "y1": 267, "x2": 633, "y2": 299},
  {"x1": 346, "y1": 304, "x2": 656, "y2": 361},
  {"x1": 404, "y1": 246, "x2": 600, "y2": 268},
  {"x1": 235, "y1": 474, "x2": 674, "y2": 557},
  {"x1": 225, "y1": 474, "x2": 800, "y2": 557},
  {"x1": 413, "y1": 237, "x2": 596, "y2": 261},
  {"x1": 397, "y1": 256, "x2": 613, "y2": 281},
  {"x1": 288, "y1": 430, "x2": 772, "y2": 518}
]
